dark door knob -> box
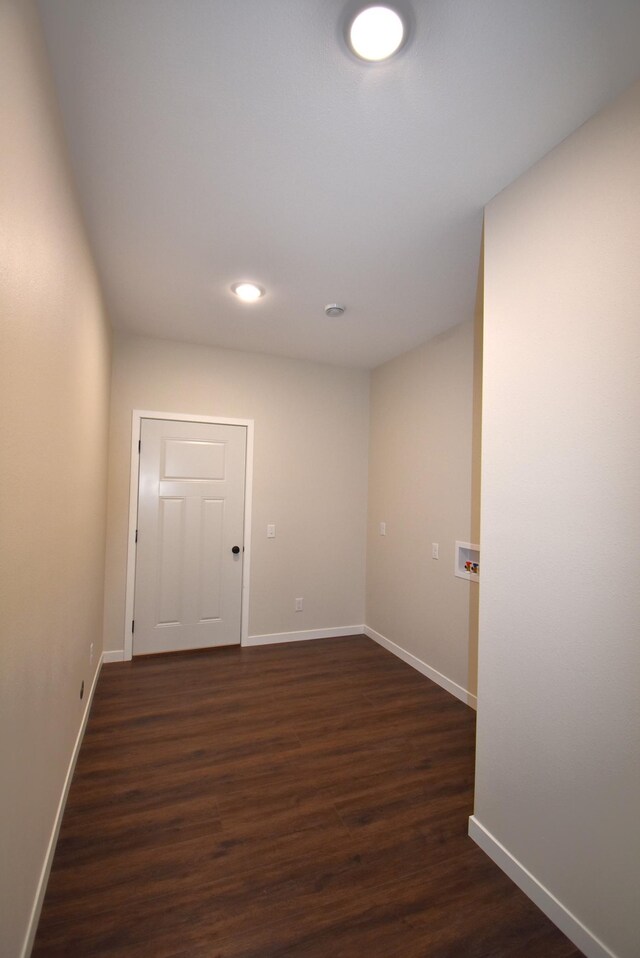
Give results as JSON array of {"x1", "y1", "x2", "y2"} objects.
[{"x1": 232, "y1": 546, "x2": 240, "y2": 554}]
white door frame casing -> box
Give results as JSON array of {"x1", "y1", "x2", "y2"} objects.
[{"x1": 123, "y1": 410, "x2": 254, "y2": 661}]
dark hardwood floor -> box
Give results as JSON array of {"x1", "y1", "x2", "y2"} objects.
[{"x1": 33, "y1": 635, "x2": 583, "y2": 957}]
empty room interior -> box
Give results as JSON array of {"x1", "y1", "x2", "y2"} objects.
[{"x1": 1, "y1": 1, "x2": 639, "y2": 957}]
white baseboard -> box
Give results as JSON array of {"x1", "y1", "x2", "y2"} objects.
[
  {"x1": 21, "y1": 656, "x2": 103, "y2": 958},
  {"x1": 102, "y1": 649, "x2": 125, "y2": 663},
  {"x1": 103, "y1": 633, "x2": 363, "y2": 657},
  {"x1": 244, "y1": 625, "x2": 364, "y2": 647},
  {"x1": 468, "y1": 817, "x2": 617, "y2": 958},
  {"x1": 363, "y1": 626, "x2": 477, "y2": 709}
]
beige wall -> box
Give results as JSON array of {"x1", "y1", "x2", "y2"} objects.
[
  {"x1": 103, "y1": 332, "x2": 369, "y2": 652},
  {"x1": 366, "y1": 316, "x2": 480, "y2": 703},
  {"x1": 0, "y1": 3, "x2": 112, "y2": 956},
  {"x1": 475, "y1": 80, "x2": 640, "y2": 957}
]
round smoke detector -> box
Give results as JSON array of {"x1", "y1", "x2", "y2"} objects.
[{"x1": 325, "y1": 303, "x2": 345, "y2": 317}]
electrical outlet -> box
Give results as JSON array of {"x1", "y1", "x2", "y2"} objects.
[
  {"x1": 432, "y1": 542, "x2": 439, "y2": 560},
  {"x1": 267, "y1": 523, "x2": 276, "y2": 538},
  {"x1": 295, "y1": 597, "x2": 303, "y2": 612}
]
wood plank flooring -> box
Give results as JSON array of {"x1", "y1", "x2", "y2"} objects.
[{"x1": 33, "y1": 635, "x2": 584, "y2": 957}]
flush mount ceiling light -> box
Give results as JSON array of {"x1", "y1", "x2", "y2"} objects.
[
  {"x1": 231, "y1": 282, "x2": 265, "y2": 302},
  {"x1": 325, "y1": 303, "x2": 346, "y2": 317},
  {"x1": 349, "y1": 5, "x2": 406, "y2": 61}
]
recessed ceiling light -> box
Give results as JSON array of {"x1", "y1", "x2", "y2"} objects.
[
  {"x1": 349, "y1": 5, "x2": 405, "y2": 62},
  {"x1": 231, "y1": 282, "x2": 265, "y2": 302}
]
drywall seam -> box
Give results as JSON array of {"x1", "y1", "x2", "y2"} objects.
[{"x1": 364, "y1": 626, "x2": 477, "y2": 708}]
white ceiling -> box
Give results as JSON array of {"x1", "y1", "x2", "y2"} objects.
[{"x1": 37, "y1": 0, "x2": 640, "y2": 369}]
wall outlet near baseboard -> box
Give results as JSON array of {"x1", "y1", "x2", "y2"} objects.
[{"x1": 295, "y1": 597, "x2": 303, "y2": 612}]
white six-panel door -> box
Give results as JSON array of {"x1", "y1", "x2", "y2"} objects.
[{"x1": 133, "y1": 418, "x2": 247, "y2": 655}]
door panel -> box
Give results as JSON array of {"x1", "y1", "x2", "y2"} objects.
[
  {"x1": 133, "y1": 418, "x2": 246, "y2": 655},
  {"x1": 157, "y1": 497, "x2": 185, "y2": 625},
  {"x1": 162, "y1": 439, "x2": 226, "y2": 480},
  {"x1": 198, "y1": 498, "x2": 223, "y2": 621}
]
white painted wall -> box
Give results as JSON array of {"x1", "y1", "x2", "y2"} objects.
[
  {"x1": 0, "y1": 3, "x2": 111, "y2": 955},
  {"x1": 366, "y1": 314, "x2": 481, "y2": 705},
  {"x1": 103, "y1": 332, "x2": 369, "y2": 653},
  {"x1": 474, "y1": 80, "x2": 640, "y2": 958}
]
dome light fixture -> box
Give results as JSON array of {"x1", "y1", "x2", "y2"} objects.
[
  {"x1": 325, "y1": 303, "x2": 346, "y2": 317},
  {"x1": 231, "y1": 281, "x2": 265, "y2": 302},
  {"x1": 349, "y1": 5, "x2": 405, "y2": 62}
]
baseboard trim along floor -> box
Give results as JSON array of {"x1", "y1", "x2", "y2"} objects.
[
  {"x1": 102, "y1": 649, "x2": 125, "y2": 663},
  {"x1": 21, "y1": 655, "x2": 103, "y2": 958},
  {"x1": 468, "y1": 816, "x2": 616, "y2": 958},
  {"x1": 244, "y1": 626, "x2": 365, "y2": 646},
  {"x1": 364, "y1": 625, "x2": 477, "y2": 709},
  {"x1": 104, "y1": 624, "x2": 478, "y2": 713}
]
